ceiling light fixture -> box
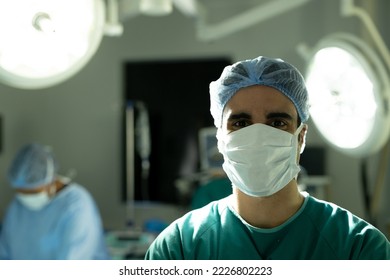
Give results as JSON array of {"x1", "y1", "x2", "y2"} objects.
[
  {"x1": 302, "y1": 33, "x2": 390, "y2": 157},
  {"x1": 297, "y1": 0, "x2": 390, "y2": 158},
  {"x1": 140, "y1": 0, "x2": 173, "y2": 16},
  {"x1": 0, "y1": 0, "x2": 106, "y2": 89}
]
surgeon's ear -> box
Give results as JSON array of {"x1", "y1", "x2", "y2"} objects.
[{"x1": 298, "y1": 124, "x2": 308, "y2": 154}]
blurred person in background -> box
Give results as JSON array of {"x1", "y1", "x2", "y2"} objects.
[{"x1": 0, "y1": 143, "x2": 110, "y2": 259}]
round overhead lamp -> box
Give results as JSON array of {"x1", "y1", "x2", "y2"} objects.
[
  {"x1": 304, "y1": 33, "x2": 390, "y2": 157},
  {"x1": 0, "y1": 0, "x2": 106, "y2": 90}
]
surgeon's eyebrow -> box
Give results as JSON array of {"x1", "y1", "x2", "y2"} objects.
[
  {"x1": 227, "y1": 112, "x2": 252, "y2": 122},
  {"x1": 266, "y1": 112, "x2": 294, "y2": 121}
]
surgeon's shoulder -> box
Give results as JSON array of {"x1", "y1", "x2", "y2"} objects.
[
  {"x1": 145, "y1": 196, "x2": 231, "y2": 260},
  {"x1": 305, "y1": 194, "x2": 390, "y2": 259},
  {"x1": 55, "y1": 183, "x2": 97, "y2": 211},
  {"x1": 59, "y1": 183, "x2": 92, "y2": 199},
  {"x1": 305, "y1": 194, "x2": 370, "y2": 229}
]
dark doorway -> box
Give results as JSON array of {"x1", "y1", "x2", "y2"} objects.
[{"x1": 123, "y1": 57, "x2": 231, "y2": 204}]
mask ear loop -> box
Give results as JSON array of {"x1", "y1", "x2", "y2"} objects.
[{"x1": 292, "y1": 124, "x2": 305, "y2": 181}]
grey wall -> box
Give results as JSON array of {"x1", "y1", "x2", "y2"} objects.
[{"x1": 0, "y1": 0, "x2": 389, "y2": 236}]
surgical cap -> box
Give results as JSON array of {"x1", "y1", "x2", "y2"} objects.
[
  {"x1": 209, "y1": 56, "x2": 309, "y2": 127},
  {"x1": 8, "y1": 143, "x2": 58, "y2": 189}
]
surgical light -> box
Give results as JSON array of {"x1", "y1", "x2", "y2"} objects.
[
  {"x1": 304, "y1": 33, "x2": 390, "y2": 157},
  {"x1": 0, "y1": 0, "x2": 106, "y2": 89}
]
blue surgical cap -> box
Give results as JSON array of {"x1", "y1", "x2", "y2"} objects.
[
  {"x1": 8, "y1": 143, "x2": 58, "y2": 189},
  {"x1": 209, "y1": 56, "x2": 309, "y2": 127}
]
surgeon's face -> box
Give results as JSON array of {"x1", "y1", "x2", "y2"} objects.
[{"x1": 221, "y1": 85, "x2": 306, "y2": 147}]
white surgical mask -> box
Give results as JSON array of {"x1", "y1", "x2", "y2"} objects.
[
  {"x1": 217, "y1": 123, "x2": 304, "y2": 197},
  {"x1": 16, "y1": 185, "x2": 55, "y2": 211}
]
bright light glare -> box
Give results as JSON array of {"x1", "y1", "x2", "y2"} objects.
[
  {"x1": 0, "y1": 0, "x2": 104, "y2": 88},
  {"x1": 306, "y1": 47, "x2": 377, "y2": 149}
]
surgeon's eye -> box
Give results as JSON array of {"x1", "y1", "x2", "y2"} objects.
[
  {"x1": 268, "y1": 119, "x2": 288, "y2": 130},
  {"x1": 232, "y1": 119, "x2": 251, "y2": 129}
]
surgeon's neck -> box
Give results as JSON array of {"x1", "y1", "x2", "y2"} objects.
[{"x1": 232, "y1": 182, "x2": 304, "y2": 229}]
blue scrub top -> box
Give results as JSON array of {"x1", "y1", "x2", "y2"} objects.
[
  {"x1": 145, "y1": 193, "x2": 390, "y2": 260},
  {"x1": 0, "y1": 183, "x2": 110, "y2": 260}
]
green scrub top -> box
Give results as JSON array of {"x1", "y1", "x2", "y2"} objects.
[
  {"x1": 191, "y1": 177, "x2": 232, "y2": 210},
  {"x1": 145, "y1": 193, "x2": 390, "y2": 260}
]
